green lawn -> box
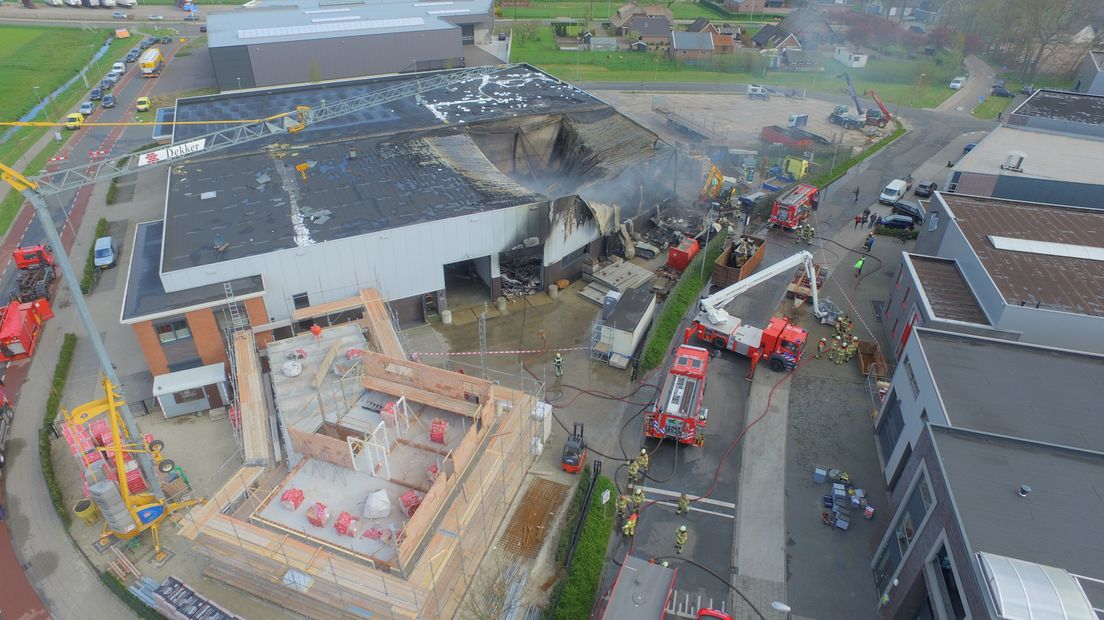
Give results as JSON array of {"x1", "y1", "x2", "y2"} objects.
[
  {"x1": 0, "y1": 31, "x2": 130, "y2": 235},
  {"x1": 0, "y1": 25, "x2": 112, "y2": 123},
  {"x1": 513, "y1": 27, "x2": 961, "y2": 108}
]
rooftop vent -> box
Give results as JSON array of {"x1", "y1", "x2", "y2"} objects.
[
  {"x1": 1018, "y1": 484, "x2": 1031, "y2": 497},
  {"x1": 1000, "y1": 150, "x2": 1026, "y2": 172}
]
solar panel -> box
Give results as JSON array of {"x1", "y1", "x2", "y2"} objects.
[
  {"x1": 303, "y1": 7, "x2": 351, "y2": 13},
  {"x1": 988, "y1": 235, "x2": 1104, "y2": 262},
  {"x1": 426, "y1": 8, "x2": 469, "y2": 13},
  {"x1": 317, "y1": 0, "x2": 364, "y2": 5},
  {"x1": 413, "y1": 1, "x2": 453, "y2": 4},
  {"x1": 238, "y1": 17, "x2": 425, "y2": 39},
  {"x1": 312, "y1": 15, "x2": 361, "y2": 22}
]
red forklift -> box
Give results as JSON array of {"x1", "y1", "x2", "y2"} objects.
[{"x1": 561, "y1": 423, "x2": 587, "y2": 474}]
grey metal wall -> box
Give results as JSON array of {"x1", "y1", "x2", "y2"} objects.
[
  {"x1": 247, "y1": 29, "x2": 463, "y2": 88},
  {"x1": 874, "y1": 332, "x2": 946, "y2": 484},
  {"x1": 210, "y1": 46, "x2": 256, "y2": 92}
]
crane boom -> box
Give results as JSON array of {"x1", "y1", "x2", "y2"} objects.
[
  {"x1": 840, "y1": 73, "x2": 863, "y2": 116},
  {"x1": 0, "y1": 63, "x2": 510, "y2": 501},
  {"x1": 698, "y1": 250, "x2": 820, "y2": 325},
  {"x1": 1, "y1": 64, "x2": 511, "y2": 197}
]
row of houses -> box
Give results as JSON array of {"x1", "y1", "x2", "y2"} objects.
[{"x1": 869, "y1": 88, "x2": 1104, "y2": 619}]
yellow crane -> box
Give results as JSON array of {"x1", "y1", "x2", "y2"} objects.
[{"x1": 68, "y1": 376, "x2": 205, "y2": 562}]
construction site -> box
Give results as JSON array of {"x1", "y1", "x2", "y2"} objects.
[{"x1": 169, "y1": 289, "x2": 543, "y2": 619}]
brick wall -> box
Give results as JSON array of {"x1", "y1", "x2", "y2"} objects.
[
  {"x1": 243, "y1": 297, "x2": 274, "y2": 349},
  {"x1": 133, "y1": 322, "x2": 169, "y2": 376},
  {"x1": 185, "y1": 308, "x2": 228, "y2": 368}
]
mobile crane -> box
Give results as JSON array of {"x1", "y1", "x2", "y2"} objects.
[
  {"x1": 864, "y1": 89, "x2": 892, "y2": 128},
  {"x1": 0, "y1": 64, "x2": 510, "y2": 503},
  {"x1": 684, "y1": 250, "x2": 823, "y2": 379}
]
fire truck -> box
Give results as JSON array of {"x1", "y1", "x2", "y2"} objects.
[
  {"x1": 768, "y1": 183, "x2": 820, "y2": 229},
  {"x1": 0, "y1": 298, "x2": 54, "y2": 363},
  {"x1": 11, "y1": 244, "x2": 56, "y2": 303},
  {"x1": 644, "y1": 344, "x2": 710, "y2": 446},
  {"x1": 684, "y1": 251, "x2": 824, "y2": 379}
]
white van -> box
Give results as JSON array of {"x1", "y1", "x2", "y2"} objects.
[
  {"x1": 94, "y1": 236, "x2": 119, "y2": 268},
  {"x1": 879, "y1": 179, "x2": 908, "y2": 205},
  {"x1": 112, "y1": 62, "x2": 126, "y2": 73}
]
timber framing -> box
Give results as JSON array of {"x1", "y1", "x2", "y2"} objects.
[{"x1": 178, "y1": 290, "x2": 542, "y2": 619}]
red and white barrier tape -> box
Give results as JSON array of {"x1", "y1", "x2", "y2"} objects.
[{"x1": 411, "y1": 346, "x2": 588, "y2": 357}]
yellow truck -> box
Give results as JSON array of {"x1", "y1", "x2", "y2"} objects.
[{"x1": 139, "y1": 47, "x2": 164, "y2": 78}]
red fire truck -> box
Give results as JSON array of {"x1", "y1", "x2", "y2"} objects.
[
  {"x1": 768, "y1": 183, "x2": 820, "y2": 229},
  {"x1": 0, "y1": 298, "x2": 54, "y2": 363},
  {"x1": 684, "y1": 251, "x2": 824, "y2": 379},
  {"x1": 644, "y1": 345, "x2": 710, "y2": 446}
]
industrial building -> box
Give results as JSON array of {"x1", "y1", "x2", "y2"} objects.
[
  {"x1": 881, "y1": 193, "x2": 1104, "y2": 358},
  {"x1": 177, "y1": 292, "x2": 545, "y2": 619},
  {"x1": 206, "y1": 0, "x2": 495, "y2": 91},
  {"x1": 946, "y1": 89, "x2": 1104, "y2": 209},
  {"x1": 120, "y1": 64, "x2": 669, "y2": 403},
  {"x1": 870, "y1": 331, "x2": 1104, "y2": 619}
]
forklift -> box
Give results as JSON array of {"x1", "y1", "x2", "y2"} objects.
[{"x1": 560, "y1": 423, "x2": 587, "y2": 474}]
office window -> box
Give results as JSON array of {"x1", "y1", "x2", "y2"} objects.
[
  {"x1": 292, "y1": 292, "x2": 310, "y2": 310},
  {"x1": 905, "y1": 357, "x2": 920, "y2": 397},
  {"x1": 874, "y1": 470, "x2": 935, "y2": 592},
  {"x1": 156, "y1": 319, "x2": 191, "y2": 344},
  {"x1": 928, "y1": 212, "x2": 939, "y2": 231},
  {"x1": 876, "y1": 390, "x2": 905, "y2": 457}
]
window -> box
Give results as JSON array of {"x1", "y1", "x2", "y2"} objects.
[
  {"x1": 174, "y1": 387, "x2": 205, "y2": 404},
  {"x1": 873, "y1": 470, "x2": 935, "y2": 592},
  {"x1": 895, "y1": 265, "x2": 903, "y2": 289},
  {"x1": 891, "y1": 316, "x2": 900, "y2": 339},
  {"x1": 928, "y1": 212, "x2": 939, "y2": 231},
  {"x1": 562, "y1": 246, "x2": 586, "y2": 266},
  {"x1": 904, "y1": 357, "x2": 920, "y2": 397},
  {"x1": 292, "y1": 292, "x2": 310, "y2": 310},
  {"x1": 876, "y1": 390, "x2": 905, "y2": 457},
  {"x1": 156, "y1": 319, "x2": 191, "y2": 343},
  {"x1": 900, "y1": 287, "x2": 910, "y2": 309}
]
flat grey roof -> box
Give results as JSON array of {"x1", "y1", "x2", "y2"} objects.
[
  {"x1": 165, "y1": 65, "x2": 657, "y2": 272},
  {"x1": 207, "y1": 0, "x2": 491, "y2": 48},
  {"x1": 602, "y1": 555, "x2": 677, "y2": 620},
  {"x1": 932, "y1": 426, "x2": 1104, "y2": 581},
  {"x1": 1010, "y1": 89, "x2": 1104, "y2": 125},
  {"x1": 122, "y1": 220, "x2": 264, "y2": 322},
  {"x1": 907, "y1": 255, "x2": 988, "y2": 324},
  {"x1": 941, "y1": 193, "x2": 1104, "y2": 317},
  {"x1": 605, "y1": 286, "x2": 654, "y2": 331},
  {"x1": 951, "y1": 125, "x2": 1104, "y2": 183},
  {"x1": 915, "y1": 328, "x2": 1104, "y2": 452}
]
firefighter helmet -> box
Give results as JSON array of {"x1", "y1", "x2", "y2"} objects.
[{"x1": 679, "y1": 525, "x2": 687, "y2": 532}]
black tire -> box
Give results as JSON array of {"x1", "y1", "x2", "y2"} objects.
[
  {"x1": 712, "y1": 337, "x2": 727, "y2": 350},
  {"x1": 149, "y1": 439, "x2": 165, "y2": 452},
  {"x1": 158, "y1": 459, "x2": 175, "y2": 473},
  {"x1": 878, "y1": 120, "x2": 887, "y2": 128},
  {"x1": 768, "y1": 358, "x2": 785, "y2": 372}
]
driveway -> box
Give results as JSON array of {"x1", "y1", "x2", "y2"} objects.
[{"x1": 935, "y1": 55, "x2": 997, "y2": 114}]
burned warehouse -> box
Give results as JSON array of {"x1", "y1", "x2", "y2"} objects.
[{"x1": 121, "y1": 64, "x2": 674, "y2": 373}]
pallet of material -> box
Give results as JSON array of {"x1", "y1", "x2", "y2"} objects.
[
  {"x1": 590, "y1": 261, "x2": 654, "y2": 292},
  {"x1": 153, "y1": 576, "x2": 244, "y2": 620},
  {"x1": 577, "y1": 282, "x2": 611, "y2": 306},
  {"x1": 786, "y1": 264, "x2": 826, "y2": 302}
]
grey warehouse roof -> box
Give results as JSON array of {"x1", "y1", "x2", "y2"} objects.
[
  {"x1": 914, "y1": 328, "x2": 1104, "y2": 452},
  {"x1": 206, "y1": 0, "x2": 492, "y2": 48},
  {"x1": 906, "y1": 255, "x2": 988, "y2": 324},
  {"x1": 1010, "y1": 88, "x2": 1104, "y2": 125},
  {"x1": 932, "y1": 426, "x2": 1104, "y2": 587},
  {"x1": 122, "y1": 220, "x2": 265, "y2": 322}
]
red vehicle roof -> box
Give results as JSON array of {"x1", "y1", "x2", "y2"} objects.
[
  {"x1": 670, "y1": 345, "x2": 709, "y2": 378},
  {"x1": 776, "y1": 183, "x2": 819, "y2": 207}
]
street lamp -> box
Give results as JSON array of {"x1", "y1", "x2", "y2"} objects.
[
  {"x1": 771, "y1": 601, "x2": 792, "y2": 618},
  {"x1": 236, "y1": 76, "x2": 242, "y2": 90},
  {"x1": 912, "y1": 72, "x2": 926, "y2": 106}
]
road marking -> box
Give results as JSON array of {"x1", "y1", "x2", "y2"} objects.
[
  {"x1": 653, "y1": 500, "x2": 734, "y2": 520},
  {"x1": 637, "y1": 485, "x2": 736, "y2": 510}
]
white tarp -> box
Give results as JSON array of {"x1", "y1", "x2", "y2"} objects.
[{"x1": 363, "y1": 489, "x2": 391, "y2": 519}]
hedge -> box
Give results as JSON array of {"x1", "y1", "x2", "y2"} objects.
[
  {"x1": 807, "y1": 120, "x2": 907, "y2": 190},
  {"x1": 105, "y1": 178, "x2": 119, "y2": 206},
  {"x1": 41, "y1": 333, "x2": 78, "y2": 528},
  {"x1": 640, "y1": 233, "x2": 727, "y2": 371},
  {"x1": 80, "y1": 217, "x2": 110, "y2": 294},
  {"x1": 551, "y1": 475, "x2": 617, "y2": 620},
  {"x1": 99, "y1": 572, "x2": 167, "y2": 620}
]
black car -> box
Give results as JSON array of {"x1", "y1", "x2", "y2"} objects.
[
  {"x1": 963, "y1": 143, "x2": 977, "y2": 153},
  {"x1": 892, "y1": 201, "x2": 925, "y2": 224},
  {"x1": 199, "y1": 25, "x2": 207, "y2": 33},
  {"x1": 103, "y1": 94, "x2": 116, "y2": 108},
  {"x1": 991, "y1": 86, "x2": 1015, "y2": 98},
  {"x1": 99, "y1": 79, "x2": 113, "y2": 92},
  {"x1": 160, "y1": 36, "x2": 172, "y2": 44},
  {"x1": 878, "y1": 214, "x2": 918, "y2": 229},
  {"x1": 913, "y1": 181, "x2": 937, "y2": 197},
  {"x1": 90, "y1": 87, "x2": 103, "y2": 101},
  {"x1": 125, "y1": 51, "x2": 139, "y2": 63}
]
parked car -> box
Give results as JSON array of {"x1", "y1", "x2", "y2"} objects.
[
  {"x1": 149, "y1": 14, "x2": 164, "y2": 19},
  {"x1": 103, "y1": 94, "x2": 116, "y2": 108},
  {"x1": 112, "y1": 61, "x2": 126, "y2": 73},
  {"x1": 963, "y1": 143, "x2": 977, "y2": 153},
  {"x1": 199, "y1": 25, "x2": 207, "y2": 33},
  {"x1": 125, "y1": 50, "x2": 140, "y2": 63},
  {"x1": 913, "y1": 181, "x2": 937, "y2": 197},
  {"x1": 79, "y1": 100, "x2": 96, "y2": 115},
  {"x1": 135, "y1": 96, "x2": 151, "y2": 112},
  {"x1": 89, "y1": 88, "x2": 103, "y2": 101},
  {"x1": 98, "y1": 79, "x2": 113, "y2": 92},
  {"x1": 892, "y1": 201, "x2": 925, "y2": 224},
  {"x1": 949, "y1": 76, "x2": 966, "y2": 90},
  {"x1": 107, "y1": 71, "x2": 122, "y2": 83},
  {"x1": 1021, "y1": 83, "x2": 1035, "y2": 95},
  {"x1": 878, "y1": 214, "x2": 918, "y2": 229},
  {"x1": 112, "y1": 11, "x2": 127, "y2": 19},
  {"x1": 879, "y1": 179, "x2": 908, "y2": 205},
  {"x1": 497, "y1": 32, "x2": 506, "y2": 41},
  {"x1": 94, "y1": 236, "x2": 120, "y2": 269},
  {"x1": 160, "y1": 36, "x2": 171, "y2": 44},
  {"x1": 65, "y1": 113, "x2": 85, "y2": 130},
  {"x1": 139, "y1": 38, "x2": 153, "y2": 49},
  {"x1": 991, "y1": 86, "x2": 1015, "y2": 98}
]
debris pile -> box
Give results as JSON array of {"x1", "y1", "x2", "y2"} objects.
[{"x1": 500, "y1": 252, "x2": 543, "y2": 298}]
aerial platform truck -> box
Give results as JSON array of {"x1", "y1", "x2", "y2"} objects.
[
  {"x1": 684, "y1": 251, "x2": 823, "y2": 379},
  {"x1": 11, "y1": 244, "x2": 56, "y2": 303}
]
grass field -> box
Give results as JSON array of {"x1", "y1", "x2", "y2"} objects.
[
  {"x1": 0, "y1": 29, "x2": 130, "y2": 235},
  {"x1": 512, "y1": 27, "x2": 962, "y2": 108},
  {"x1": 0, "y1": 25, "x2": 111, "y2": 123}
]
